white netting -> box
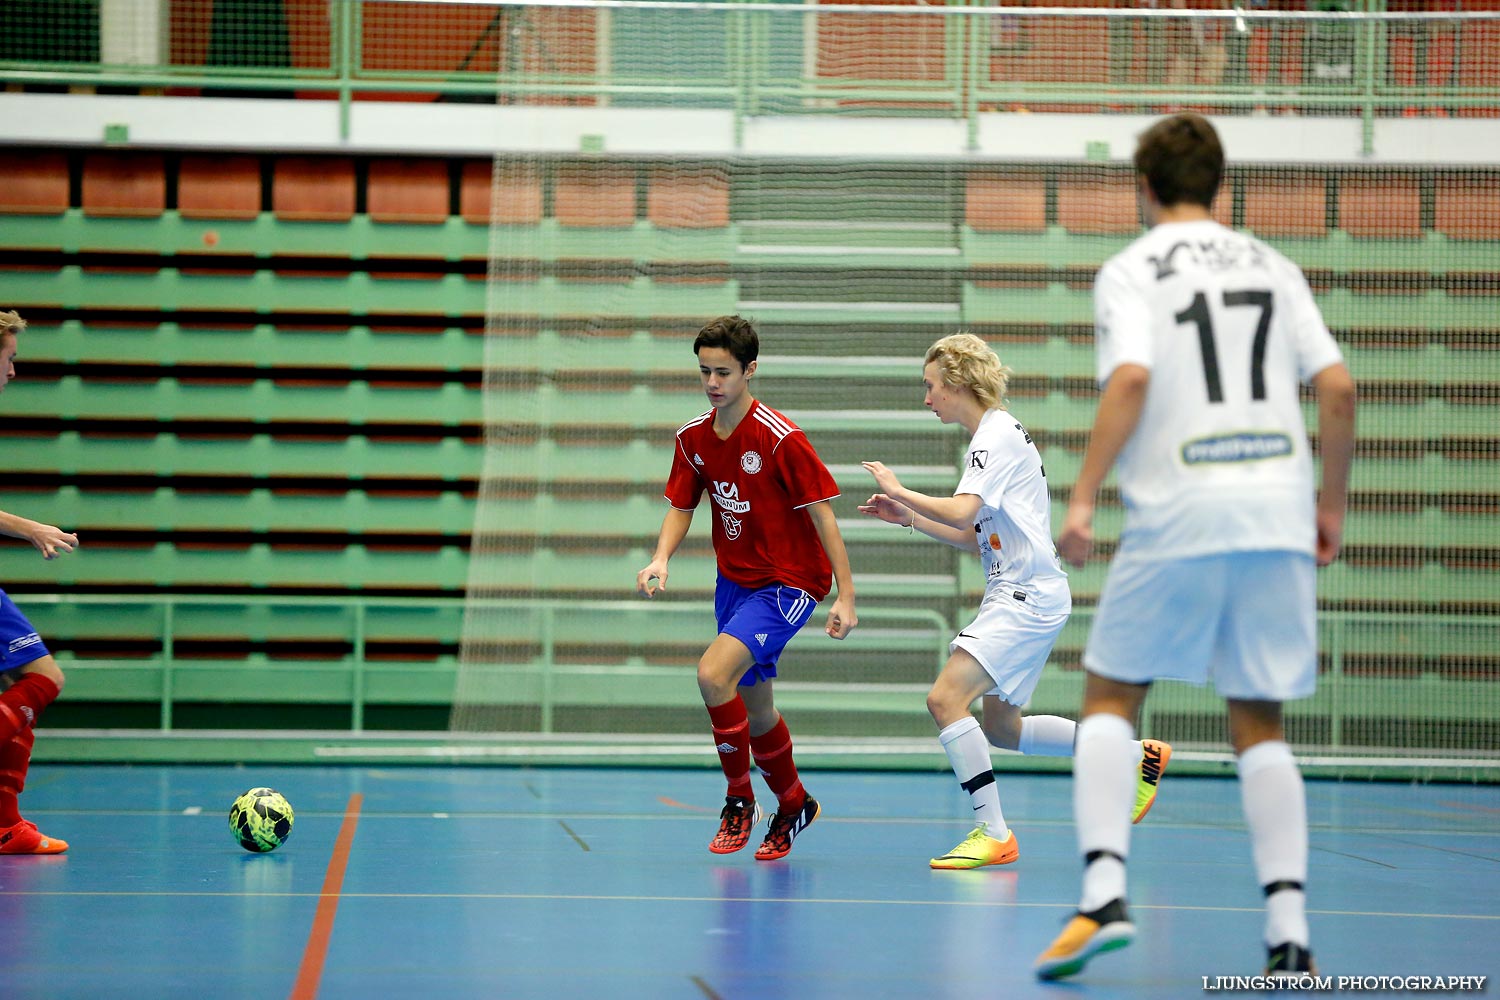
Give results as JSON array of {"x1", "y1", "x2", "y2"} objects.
[{"x1": 451, "y1": 3, "x2": 1500, "y2": 771}]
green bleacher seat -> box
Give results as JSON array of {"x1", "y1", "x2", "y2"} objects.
[
  {"x1": 28, "y1": 321, "x2": 484, "y2": 371},
  {"x1": 963, "y1": 227, "x2": 1500, "y2": 276},
  {"x1": 9, "y1": 433, "x2": 479, "y2": 480},
  {"x1": 962, "y1": 280, "x2": 1500, "y2": 331},
  {"x1": 0, "y1": 210, "x2": 739, "y2": 266},
  {"x1": 0, "y1": 265, "x2": 740, "y2": 321},
  {"x1": 5, "y1": 378, "x2": 479, "y2": 425},
  {"x1": 35, "y1": 325, "x2": 1491, "y2": 393},
  {"x1": 39, "y1": 487, "x2": 474, "y2": 535},
  {"x1": 3, "y1": 544, "x2": 470, "y2": 591}
]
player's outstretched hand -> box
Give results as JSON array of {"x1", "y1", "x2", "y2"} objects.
[
  {"x1": 636, "y1": 559, "x2": 669, "y2": 598},
  {"x1": 861, "y1": 460, "x2": 905, "y2": 498},
  {"x1": 1315, "y1": 508, "x2": 1345, "y2": 567},
  {"x1": 28, "y1": 521, "x2": 78, "y2": 561},
  {"x1": 825, "y1": 595, "x2": 857, "y2": 640},
  {"x1": 857, "y1": 493, "x2": 911, "y2": 527},
  {"x1": 1056, "y1": 503, "x2": 1094, "y2": 567}
]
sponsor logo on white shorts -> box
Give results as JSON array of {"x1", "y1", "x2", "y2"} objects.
[
  {"x1": 1181, "y1": 432, "x2": 1292, "y2": 464},
  {"x1": 8, "y1": 633, "x2": 42, "y2": 654}
]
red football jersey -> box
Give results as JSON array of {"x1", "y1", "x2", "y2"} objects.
[{"x1": 664, "y1": 400, "x2": 840, "y2": 600}]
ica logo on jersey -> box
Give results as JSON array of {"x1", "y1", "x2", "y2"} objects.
[
  {"x1": 712, "y1": 480, "x2": 750, "y2": 540},
  {"x1": 711, "y1": 481, "x2": 751, "y2": 514}
]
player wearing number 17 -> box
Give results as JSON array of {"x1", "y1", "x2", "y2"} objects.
[{"x1": 1034, "y1": 114, "x2": 1357, "y2": 982}]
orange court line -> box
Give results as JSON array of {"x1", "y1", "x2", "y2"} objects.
[
  {"x1": 289, "y1": 792, "x2": 364, "y2": 1000},
  {"x1": 658, "y1": 796, "x2": 714, "y2": 813}
]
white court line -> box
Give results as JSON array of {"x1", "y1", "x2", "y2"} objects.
[
  {"x1": 309, "y1": 743, "x2": 1500, "y2": 771},
  {"x1": 7, "y1": 888, "x2": 1497, "y2": 921}
]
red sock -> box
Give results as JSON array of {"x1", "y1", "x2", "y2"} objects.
[
  {"x1": 706, "y1": 695, "x2": 754, "y2": 801},
  {"x1": 0, "y1": 673, "x2": 59, "y2": 742},
  {"x1": 751, "y1": 716, "x2": 806, "y2": 814},
  {"x1": 0, "y1": 729, "x2": 34, "y2": 827}
]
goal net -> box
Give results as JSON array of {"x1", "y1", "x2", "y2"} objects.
[{"x1": 450, "y1": 1, "x2": 1500, "y2": 778}]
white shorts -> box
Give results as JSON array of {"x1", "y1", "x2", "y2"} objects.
[
  {"x1": 951, "y1": 590, "x2": 1069, "y2": 707},
  {"x1": 1085, "y1": 549, "x2": 1318, "y2": 701}
]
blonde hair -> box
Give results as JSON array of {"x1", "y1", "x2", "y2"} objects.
[
  {"x1": 0, "y1": 310, "x2": 24, "y2": 341},
  {"x1": 925, "y1": 333, "x2": 1012, "y2": 410}
]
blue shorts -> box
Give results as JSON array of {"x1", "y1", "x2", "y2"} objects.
[
  {"x1": 0, "y1": 590, "x2": 50, "y2": 673},
  {"x1": 714, "y1": 577, "x2": 818, "y2": 688}
]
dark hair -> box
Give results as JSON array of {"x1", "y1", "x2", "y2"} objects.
[
  {"x1": 1133, "y1": 113, "x2": 1224, "y2": 210},
  {"x1": 692, "y1": 314, "x2": 759, "y2": 370}
]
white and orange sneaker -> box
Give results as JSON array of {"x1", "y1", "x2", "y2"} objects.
[{"x1": 1035, "y1": 898, "x2": 1135, "y2": 981}]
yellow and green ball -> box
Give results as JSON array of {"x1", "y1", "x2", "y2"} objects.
[{"x1": 229, "y1": 788, "x2": 294, "y2": 853}]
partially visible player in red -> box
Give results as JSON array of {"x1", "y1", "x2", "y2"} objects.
[
  {"x1": 0, "y1": 309, "x2": 75, "y2": 854},
  {"x1": 637, "y1": 315, "x2": 857, "y2": 860}
]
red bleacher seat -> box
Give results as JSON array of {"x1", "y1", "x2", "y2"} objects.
[
  {"x1": 966, "y1": 171, "x2": 1048, "y2": 234},
  {"x1": 272, "y1": 157, "x2": 356, "y2": 222},
  {"x1": 368, "y1": 159, "x2": 450, "y2": 224},
  {"x1": 0, "y1": 152, "x2": 70, "y2": 215},
  {"x1": 82, "y1": 152, "x2": 167, "y2": 218},
  {"x1": 646, "y1": 167, "x2": 730, "y2": 229},
  {"x1": 178, "y1": 155, "x2": 262, "y2": 221}
]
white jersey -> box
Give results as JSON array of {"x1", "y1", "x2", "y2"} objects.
[
  {"x1": 954, "y1": 408, "x2": 1072, "y2": 615},
  {"x1": 1094, "y1": 219, "x2": 1344, "y2": 560}
]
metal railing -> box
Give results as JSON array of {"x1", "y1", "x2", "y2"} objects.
[
  {"x1": 19, "y1": 593, "x2": 1500, "y2": 764},
  {"x1": 22, "y1": 593, "x2": 952, "y2": 733},
  {"x1": 2, "y1": 2, "x2": 1497, "y2": 151}
]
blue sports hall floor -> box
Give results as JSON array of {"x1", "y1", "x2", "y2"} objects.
[{"x1": 1, "y1": 763, "x2": 1496, "y2": 999}]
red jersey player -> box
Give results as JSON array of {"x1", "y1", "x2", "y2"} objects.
[
  {"x1": 0, "y1": 310, "x2": 74, "y2": 854},
  {"x1": 636, "y1": 315, "x2": 857, "y2": 860}
]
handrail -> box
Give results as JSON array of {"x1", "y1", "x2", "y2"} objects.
[
  {"x1": 1, "y1": 5, "x2": 1496, "y2": 148},
  {"x1": 22, "y1": 593, "x2": 1498, "y2": 736},
  {"x1": 24, "y1": 590, "x2": 1496, "y2": 628},
  {"x1": 22, "y1": 593, "x2": 955, "y2": 732}
]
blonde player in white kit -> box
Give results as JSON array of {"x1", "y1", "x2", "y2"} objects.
[
  {"x1": 1034, "y1": 115, "x2": 1357, "y2": 982},
  {"x1": 861, "y1": 334, "x2": 1171, "y2": 870}
]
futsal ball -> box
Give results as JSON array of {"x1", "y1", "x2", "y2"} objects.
[{"x1": 229, "y1": 787, "x2": 294, "y2": 853}]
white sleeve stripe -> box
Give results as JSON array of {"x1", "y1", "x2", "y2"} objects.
[
  {"x1": 753, "y1": 408, "x2": 794, "y2": 439},
  {"x1": 676, "y1": 410, "x2": 714, "y2": 436},
  {"x1": 791, "y1": 492, "x2": 840, "y2": 510}
]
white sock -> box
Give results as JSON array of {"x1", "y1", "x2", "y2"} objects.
[
  {"x1": 939, "y1": 715, "x2": 1006, "y2": 837},
  {"x1": 1238, "y1": 740, "x2": 1310, "y2": 949},
  {"x1": 1018, "y1": 715, "x2": 1077, "y2": 757},
  {"x1": 1075, "y1": 712, "x2": 1138, "y2": 912}
]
